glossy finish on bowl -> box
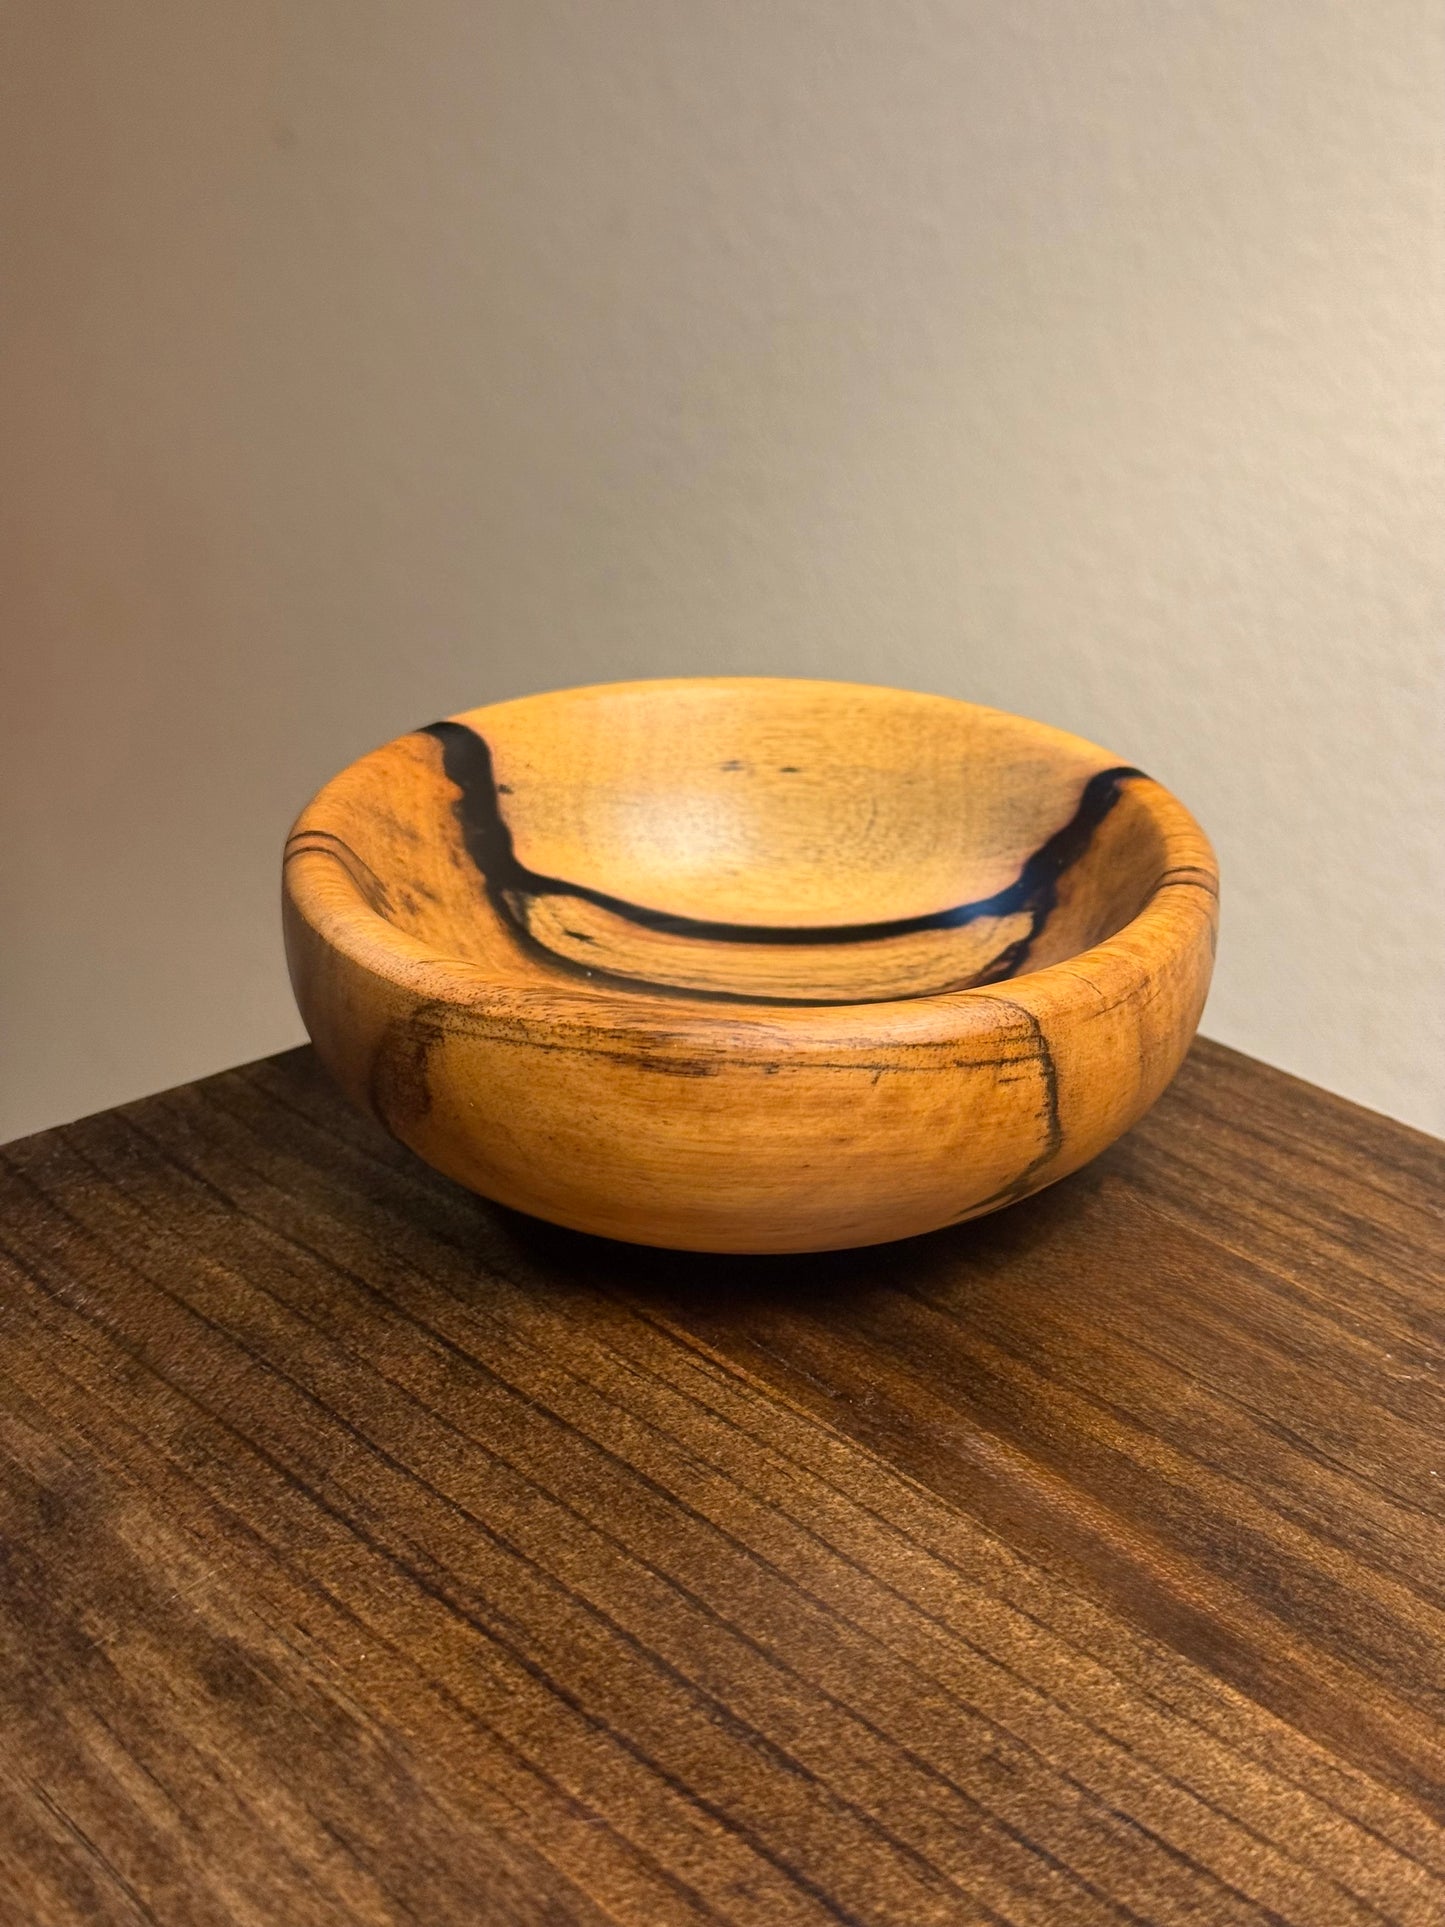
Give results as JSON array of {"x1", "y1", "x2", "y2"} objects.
[{"x1": 283, "y1": 679, "x2": 1218, "y2": 1251}]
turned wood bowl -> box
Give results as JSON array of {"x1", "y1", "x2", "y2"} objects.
[{"x1": 284, "y1": 678, "x2": 1218, "y2": 1252}]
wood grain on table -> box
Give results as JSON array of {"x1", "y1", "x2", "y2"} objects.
[{"x1": 0, "y1": 1039, "x2": 1441, "y2": 1926}]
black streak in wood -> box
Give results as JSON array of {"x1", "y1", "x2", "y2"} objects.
[{"x1": 419, "y1": 720, "x2": 1144, "y2": 1007}]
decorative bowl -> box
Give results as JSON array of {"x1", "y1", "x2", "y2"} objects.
[{"x1": 284, "y1": 678, "x2": 1217, "y2": 1252}]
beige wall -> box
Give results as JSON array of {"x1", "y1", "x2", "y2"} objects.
[{"x1": 3, "y1": 1, "x2": 1442, "y2": 1143}]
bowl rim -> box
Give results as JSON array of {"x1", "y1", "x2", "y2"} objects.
[{"x1": 284, "y1": 676, "x2": 1219, "y2": 1053}]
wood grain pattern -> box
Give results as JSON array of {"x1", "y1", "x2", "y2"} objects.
[
  {"x1": 283, "y1": 679, "x2": 1218, "y2": 1251},
  {"x1": 1, "y1": 1039, "x2": 1442, "y2": 1925}
]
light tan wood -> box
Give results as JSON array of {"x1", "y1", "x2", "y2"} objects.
[{"x1": 283, "y1": 677, "x2": 1218, "y2": 1250}]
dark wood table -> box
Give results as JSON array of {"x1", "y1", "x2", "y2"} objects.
[{"x1": 1, "y1": 1040, "x2": 1442, "y2": 1926}]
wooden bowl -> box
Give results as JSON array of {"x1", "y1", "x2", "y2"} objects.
[{"x1": 284, "y1": 678, "x2": 1217, "y2": 1252}]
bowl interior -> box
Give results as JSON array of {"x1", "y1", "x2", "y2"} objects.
[{"x1": 334, "y1": 680, "x2": 1173, "y2": 1006}]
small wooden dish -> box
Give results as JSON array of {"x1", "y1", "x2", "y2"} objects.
[{"x1": 284, "y1": 678, "x2": 1218, "y2": 1251}]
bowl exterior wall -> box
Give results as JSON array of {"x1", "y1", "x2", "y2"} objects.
[{"x1": 284, "y1": 872, "x2": 1215, "y2": 1252}]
